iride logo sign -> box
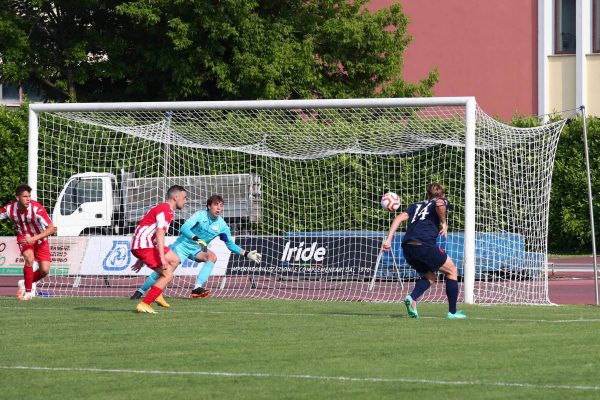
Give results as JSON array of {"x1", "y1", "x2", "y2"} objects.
[
  {"x1": 281, "y1": 241, "x2": 327, "y2": 263},
  {"x1": 226, "y1": 235, "x2": 380, "y2": 276}
]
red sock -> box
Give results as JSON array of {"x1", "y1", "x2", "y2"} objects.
[
  {"x1": 33, "y1": 270, "x2": 45, "y2": 283},
  {"x1": 23, "y1": 266, "x2": 34, "y2": 292},
  {"x1": 143, "y1": 285, "x2": 162, "y2": 305}
]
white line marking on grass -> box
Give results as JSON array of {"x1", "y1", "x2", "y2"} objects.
[
  {"x1": 0, "y1": 365, "x2": 598, "y2": 391},
  {"x1": 1, "y1": 305, "x2": 600, "y2": 323}
]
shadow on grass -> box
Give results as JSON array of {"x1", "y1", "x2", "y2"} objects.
[
  {"x1": 72, "y1": 306, "x2": 134, "y2": 313},
  {"x1": 320, "y1": 311, "x2": 403, "y2": 318}
]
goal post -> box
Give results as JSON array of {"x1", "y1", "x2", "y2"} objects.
[
  {"x1": 27, "y1": 97, "x2": 565, "y2": 304},
  {"x1": 464, "y1": 97, "x2": 476, "y2": 304}
]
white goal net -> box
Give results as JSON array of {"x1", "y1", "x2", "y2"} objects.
[{"x1": 28, "y1": 98, "x2": 565, "y2": 304}]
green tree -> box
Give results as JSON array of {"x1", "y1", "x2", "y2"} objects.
[
  {"x1": 1, "y1": 0, "x2": 437, "y2": 102},
  {"x1": 548, "y1": 117, "x2": 600, "y2": 253},
  {"x1": 0, "y1": 104, "x2": 28, "y2": 235},
  {"x1": 0, "y1": 0, "x2": 133, "y2": 101}
]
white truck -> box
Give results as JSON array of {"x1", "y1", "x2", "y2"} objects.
[{"x1": 52, "y1": 172, "x2": 262, "y2": 236}]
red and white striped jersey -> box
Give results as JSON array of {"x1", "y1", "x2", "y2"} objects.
[
  {"x1": 0, "y1": 200, "x2": 52, "y2": 242},
  {"x1": 131, "y1": 203, "x2": 174, "y2": 250}
]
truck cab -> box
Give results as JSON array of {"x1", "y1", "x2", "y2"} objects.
[
  {"x1": 53, "y1": 172, "x2": 117, "y2": 236},
  {"x1": 52, "y1": 171, "x2": 262, "y2": 237}
]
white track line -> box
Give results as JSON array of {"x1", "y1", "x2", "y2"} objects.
[
  {"x1": 0, "y1": 304, "x2": 599, "y2": 323},
  {"x1": 0, "y1": 365, "x2": 598, "y2": 391}
]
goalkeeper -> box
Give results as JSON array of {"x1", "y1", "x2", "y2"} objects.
[{"x1": 131, "y1": 194, "x2": 261, "y2": 299}]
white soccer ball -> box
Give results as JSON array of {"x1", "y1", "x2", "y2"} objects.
[{"x1": 381, "y1": 191, "x2": 400, "y2": 212}]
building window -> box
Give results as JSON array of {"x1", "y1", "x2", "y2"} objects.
[
  {"x1": 0, "y1": 84, "x2": 20, "y2": 101},
  {"x1": 555, "y1": 0, "x2": 576, "y2": 54},
  {"x1": 594, "y1": 0, "x2": 600, "y2": 52}
]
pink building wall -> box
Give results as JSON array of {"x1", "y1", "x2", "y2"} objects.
[{"x1": 367, "y1": 0, "x2": 538, "y2": 120}]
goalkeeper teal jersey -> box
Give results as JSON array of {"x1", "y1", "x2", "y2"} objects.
[{"x1": 175, "y1": 210, "x2": 243, "y2": 255}]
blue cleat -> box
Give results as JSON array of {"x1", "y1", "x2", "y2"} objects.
[
  {"x1": 404, "y1": 295, "x2": 419, "y2": 318},
  {"x1": 447, "y1": 310, "x2": 467, "y2": 319}
]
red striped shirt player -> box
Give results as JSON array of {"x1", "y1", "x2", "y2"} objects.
[
  {"x1": 0, "y1": 184, "x2": 57, "y2": 300},
  {"x1": 131, "y1": 185, "x2": 187, "y2": 314}
]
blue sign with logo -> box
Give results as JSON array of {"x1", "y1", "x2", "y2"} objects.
[{"x1": 103, "y1": 240, "x2": 131, "y2": 271}]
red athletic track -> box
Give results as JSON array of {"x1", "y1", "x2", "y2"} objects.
[
  {"x1": 0, "y1": 256, "x2": 597, "y2": 304},
  {"x1": 547, "y1": 256, "x2": 599, "y2": 305}
]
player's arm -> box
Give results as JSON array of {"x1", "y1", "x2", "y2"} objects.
[
  {"x1": 156, "y1": 211, "x2": 171, "y2": 269},
  {"x1": 24, "y1": 222, "x2": 57, "y2": 244},
  {"x1": 0, "y1": 205, "x2": 8, "y2": 220},
  {"x1": 180, "y1": 212, "x2": 207, "y2": 247},
  {"x1": 180, "y1": 214, "x2": 198, "y2": 240},
  {"x1": 154, "y1": 210, "x2": 171, "y2": 268},
  {"x1": 435, "y1": 199, "x2": 448, "y2": 238},
  {"x1": 22, "y1": 209, "x2": 57, "y2": 244},
  {"x1": 220, "y1": 229, "x2": 261, "y2": 263},
  {"x1": 155, "y1": 227, "x2": 169, "y2": 269},
  {"x1": 382, "y1": 212, "x2": 409, "y2": 252}
]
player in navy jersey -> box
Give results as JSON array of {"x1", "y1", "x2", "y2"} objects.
[{"x1": 382, "y1": 183, "x2": 466, "y2": 319}]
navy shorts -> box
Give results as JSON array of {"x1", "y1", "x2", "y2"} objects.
[{"x1": 402, "y1": 243, "x2": 448, "y2": 275}]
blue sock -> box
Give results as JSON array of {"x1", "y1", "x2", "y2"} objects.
[
  {"x1": 410, "y1": 278, "x2": 430, "y2": 300},
  {"x1": 446, "y1": 279, "x2": 459, "y2": 314},
  {"x1": 195, "y1": 261, "x2": 215, "y2": 288},
  {"x1": 140, "y1": 271, "x2": 160, "y2": 293}
]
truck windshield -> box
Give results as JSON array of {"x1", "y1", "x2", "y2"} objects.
[{"x1": 60, "y1": 178, "x2": 103, "y2": 215}]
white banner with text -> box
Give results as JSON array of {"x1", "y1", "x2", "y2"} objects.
[{"x1": 0, "y1": 236, "x2": 230, "y2": 276}]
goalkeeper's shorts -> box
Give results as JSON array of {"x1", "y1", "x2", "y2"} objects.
[{"x1": 171, "y1": 237, "x2": 206, "y2": 263}]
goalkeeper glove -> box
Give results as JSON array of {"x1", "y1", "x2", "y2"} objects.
[
  {"x1": 191, "y1": 236, "x2": 208, "y2": 252},
  {"x1": 245, "y1": 250, "x2": 262, "y2": 263}
]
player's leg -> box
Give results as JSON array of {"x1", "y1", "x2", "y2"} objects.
[
  {"x1": 34, "y1": 261, "x2": 51, "y2": 281},
  {"x1": 19, "y1": 245, "x2": 36, "y2": 300},
  {"x1": 152, "y1": 250, "x2": 181, "y2": 308},
  {"x1": 32, "y1": 241, "x2": 52, "y2": 285},
  {"x1": 136, "y1": 265, "x2": 175, "y2": 314},
  {"x1": 131, "y1": 270, "x2": 160, "y2": 299},
  {"x1": 131, "y1": 246, "x2": 177, "y2": 302},
  {"x1": 191, "y1": 250, "x2": 217, "y2": 298},
  {"x1": 438, "y1": 257, "x2": 466, "y2": 319},
  {"x1": 402, "y1": 244, "x2": 434, "y2": 318},
  {"x1": 129, "y1": 258, "x2": 148, "y2": 298},
  {"x1": 404, "y1": 270, "x2": 435, "y2": 319},
  {"x1": 130, "y1": 249, "x2": 156, "y2": 299},
  {"x1": 134, "y1": 248, "x2": 175, "y2": 313}
]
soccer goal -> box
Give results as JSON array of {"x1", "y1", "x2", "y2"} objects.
[{"x1": 28, "y1": 98, "x2": 565, "y2": 304}]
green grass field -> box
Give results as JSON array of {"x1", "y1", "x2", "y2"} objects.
[{"x1": 1, "y1": 297, "x2": 599, "y2": 400}]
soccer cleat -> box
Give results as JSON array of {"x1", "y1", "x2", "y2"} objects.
[
  {"x1": 404, "y1": 295, "x2": 419, "y2": 318},
  {"x1": 191, "y1": 287, "x2": 210, "y2": 298},
  {"x1": 130, "y1": 290, "x2": 144, "y2": 300},
  {"x1": 154, "y1": 294, "x2": 170, "y2": 308},
  {"x1": 19, "y1": 292, "x2": 33, "y2": 301},
  {"x1": 136, "y1": 302, "x2": 157, "y2": 314},
  {"x1": 447, "y1": 311, "x2": 467, "y2": 319},
  {"x1": 17, "y1": 279, "x2": 25, "y2": 298}
]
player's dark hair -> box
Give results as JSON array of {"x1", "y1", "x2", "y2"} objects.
[
  {"x1": 426, "y1": 183, "x2": 445, "y2": 199},
  {"x1": 167, "y1": 185, "x2": 186, "y2": 198},
  {"x1": 15, "y1": 184, "x2": 33, "y2": 196},
  {"x1": 206, "y1": 194, "x2": 224, "y2": 209}
]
